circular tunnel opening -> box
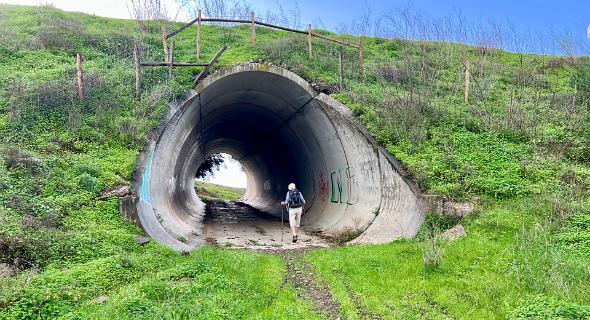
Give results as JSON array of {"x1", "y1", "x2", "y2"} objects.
[{"x1": 135, "y1": 63, "x2": 424, "y2": 250}]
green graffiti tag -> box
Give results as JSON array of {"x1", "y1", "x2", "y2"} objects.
[
  {"x1": 330, "y1": 167, "x2": 357, "y2": 205},
  {"x1": 330, "y1": 170, "x2": 343, "y2": 203}
]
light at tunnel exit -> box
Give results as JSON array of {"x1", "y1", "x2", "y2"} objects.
[{"x1": 197, "y1": 153, "x2": 247, "y2": 188}]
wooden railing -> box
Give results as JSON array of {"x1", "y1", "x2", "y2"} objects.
[
  {"x1": 164, "y1": 10, "x2": 364, "y2": 73},
  {"x1": 132, "y1": 10, "x2": 365, "y2": 99}
]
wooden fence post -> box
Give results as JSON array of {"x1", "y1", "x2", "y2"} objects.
[
  {"x1": 196, "y1": 9, "x2": 201, "y2": 60},
  {"x1": 168, "y1": 40, "x2": 174, "y2": 79},
  {"x1": 133, "y1": 44, "x2": 141, "y2": 100},
  {"x1": 251, "y1": 11, "x2": 256, "y2": 47},
  {"x1": 464, "y1": 59, "x2": 470, "y2": 103},
  {"x1": 358, "y1": 36, "x2": 364, "y2": 81},
  {"x1": 338, "y1": 46, "x2": 344, "y2": 90},
  {"x1": 162, "y1": 23, "x2": 169, "y2": 63},
  {"x1": 76, "y1": 53, "x2": 84, "y2": 102},
  {"x1": 307, "y1": 24, "x2": 312, "y2": 58}
]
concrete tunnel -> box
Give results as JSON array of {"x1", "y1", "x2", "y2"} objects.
[{"x1": 131, "y1": 63, "x2": 425, "y2": 251}]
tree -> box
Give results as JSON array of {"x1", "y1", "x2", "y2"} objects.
[{"x1": 196, "y1": 153, "x2": 224, "y2": 179}]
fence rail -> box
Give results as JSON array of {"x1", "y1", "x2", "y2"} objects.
[
  {"x1": 165, "y1": 16, "x2": 360, "y2": 49},
  {"x1": 130, "y1": 10, "x2": 365, "y2": 100}
]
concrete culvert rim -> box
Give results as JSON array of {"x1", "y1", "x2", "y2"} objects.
[{"x1": 130, "y1": 63, "x2": 425, "y2": 251}]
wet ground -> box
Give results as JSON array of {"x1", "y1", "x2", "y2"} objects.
[{"x1": 202, "y1": 200, "x2": 331, "y2": 250}]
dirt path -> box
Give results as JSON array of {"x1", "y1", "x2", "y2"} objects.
[
  {"x1": 202, "y1": 200, "x2": 331, "y2": 250},
  {"x1": 282, "y1": 249, "x2": 342, "y2": 320},
  {"x1": 202, "y1": 200, "x2": 342, "y2": 318}
]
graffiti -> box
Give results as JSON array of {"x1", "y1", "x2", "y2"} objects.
[
  {"x1": 330, "y1": 171, "x2": 342, "y2": 203},
  {"x1": 318, "y1": 170, "x2": 329, "y2": 201},
  {"x1": 329, "y1": 166, "x2": 358, "y2": 205},
  {"x1": 345, "y1": 167, "x2": 358, "y2": 205}
]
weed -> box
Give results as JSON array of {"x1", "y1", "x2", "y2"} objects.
[{"x1": 329, "y1": 226, "x2": 362, "y2": 245}]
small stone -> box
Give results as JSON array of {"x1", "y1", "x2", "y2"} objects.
[
  {"x1": 133, "y1": 236, "x2": 151, "y2": 245},
  {"x1": 94, "y1": 295, "x2": 108, "y2": 304},
  {"x1": 442, "y1": 224, "x2": 467, "y2": 241}
]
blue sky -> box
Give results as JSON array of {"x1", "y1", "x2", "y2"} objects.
[
  {"x1": 253, "y1": 0, "x2": 590, "y2": 54},
  {"x1": 258, "y1": 0, "x2": 589, "y2": 32},
  {"x1": 6, "y1": 0, "x2": 590, "y2": 54},
  {"x1": 255, "y1": 0, "x2": 589, "y2": 35}
]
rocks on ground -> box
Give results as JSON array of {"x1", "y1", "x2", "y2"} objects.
[
  {"x1": 93, "y1": 295, "x2": 108, "y2": 304},
  {"x1": 442, "y1": 201, "x2": 476, "y2": 219},
  {"x1": 133, "y1": 236, "x2": 151, "y2": 245},
  {"x1": 442, "y1": 224, "x2": 467, "y2": 241},
  {"x1": 99, "y1": 185, "x2": 130, "y2": 200}
]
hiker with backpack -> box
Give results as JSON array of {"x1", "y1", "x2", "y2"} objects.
[{"x1": 280, "y1": 183, "x2": 305, "y2": 243}]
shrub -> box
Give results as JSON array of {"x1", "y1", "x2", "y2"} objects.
[
  {"x1": 374, "y1": 64, "x2": 411, "y2": 83},
  {"x1": 3, "y1": 148, "x2": 44, "y2": 174},
  {"x1": 36, "y1": 13, "x2": 84, "y2": 51},
  {"x1": 78, "y1": 173, "x2": 98, "y2": 192},
  {"x1": 0, "y1": 231, "x2": 50, "y2": 269},
  {"x1": 75, "y1": 164, "x2": 100, "y2": 177}
]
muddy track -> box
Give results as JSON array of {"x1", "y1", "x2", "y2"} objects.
[
  {"x1": 202, "y1": 200, "x2": 342, "y2": 317},
  {"x1": 281, "y1": 249, "x2": 342, "y2": 320},
  {"x1": 340, "y1": 273, "x2": 382, "y2": 320}
]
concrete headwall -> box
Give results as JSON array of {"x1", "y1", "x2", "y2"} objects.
[{"x1": 132, "y1": 63, "x2": 425, "y2": 250}]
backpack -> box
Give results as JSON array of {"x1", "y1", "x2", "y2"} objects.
[{"x1": 288, "y1": 189, "x2": 304, "y2": 208}]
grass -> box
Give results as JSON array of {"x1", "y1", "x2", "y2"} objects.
[
  {"x1": 195, "y1": 181, "x2": 244, "y2": 202},
  {"x1": 0, "y1": 3, "x2": 589, "y2": 319},
  {"x1": 0, "y1": 246, "x2": 319, "y2": 319},
  {"x1": 305, "y1": 198, "x2": 590, "y2": 319}
]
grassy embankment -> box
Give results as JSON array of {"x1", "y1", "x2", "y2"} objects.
[
  {"x1": 0, "y1": 4, "x2": 589, "y2": 319},
  {"x1": 195, "y1": 181, "x2": 244, "y2": 202}
]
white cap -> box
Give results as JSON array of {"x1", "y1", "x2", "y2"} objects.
[{"x1": 288, "y1": 183, "x2": 296, "y2": 190}]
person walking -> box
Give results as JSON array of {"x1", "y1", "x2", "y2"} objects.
[{"x1": 281, "y1": 183, "x2": 305, "y2": 243}]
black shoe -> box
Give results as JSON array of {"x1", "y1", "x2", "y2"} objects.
[{"x1": 292, "y1": 235, "x2": 297, "y2": 243}]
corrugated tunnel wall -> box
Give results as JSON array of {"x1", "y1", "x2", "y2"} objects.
[{"x1": 132, "y1": 63, "x2": 425, "y2": 251}]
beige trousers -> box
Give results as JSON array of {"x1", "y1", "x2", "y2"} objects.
[{"x1": 288, "y1": 207, "x2": 303, "y2": 227}]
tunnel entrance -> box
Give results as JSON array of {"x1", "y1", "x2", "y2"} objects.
[{"x1": 133, "y1": 63, "x2": 424, "y2": 251}]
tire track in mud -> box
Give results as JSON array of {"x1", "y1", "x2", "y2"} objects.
[{"x1": 281, "y1": 249, "x2": 342, "y2": 320}]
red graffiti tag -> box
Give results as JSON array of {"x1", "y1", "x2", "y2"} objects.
[{"x1": 318, "y1": 170, "x2": 328, "y2": 201}]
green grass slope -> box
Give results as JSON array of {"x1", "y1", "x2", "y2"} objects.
[
  {"x1": 0, "y1": 4, "x2": 589, "y2": 319},
  {"x1": 195, "y1": 181, "x2": 245, "y2": 202}
]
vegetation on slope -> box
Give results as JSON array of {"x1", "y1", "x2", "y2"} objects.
[
  {"x1": 195, "y1": 181, "x2": 244, "y2": 201},
  {"x1": 0, "y1": 3, "x2": 589, "y2": 319}
]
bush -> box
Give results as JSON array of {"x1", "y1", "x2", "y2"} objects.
[
  {"x1": 374, "y1": 64, "x2": 411, "y2": 83},
  {"x1": 78, "y1": 173, "x2": 98, "y2": 192},
  {"x1": 0, "y1": 231, "x2": 50, "y2": 269},
  {"x1": 75, "y1": 164, "x2": 100, "y2": 177}
]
